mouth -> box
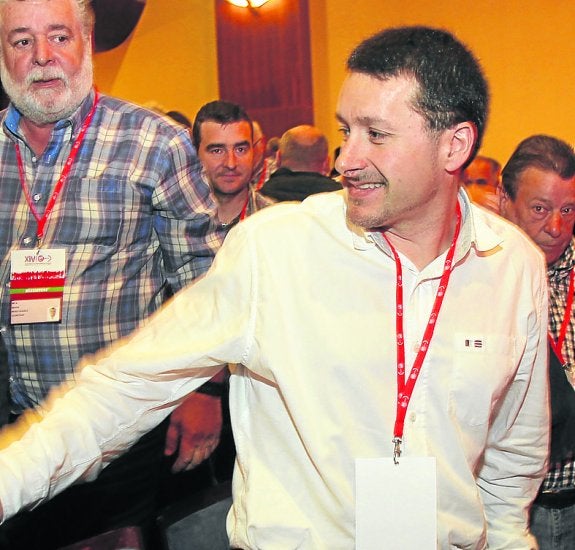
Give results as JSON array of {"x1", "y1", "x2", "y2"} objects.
[
  {"x1": 344, "y1": 179, "x2": 386, "y2": 198},
  {"x1": 30, "y1": 77, "x2": 62, "y2": 89},
  {"x1": 27, "y1": 70, "x2": 65, "y2": 86},
  {"x1": 353, "y1": 183, "x2": 385, "y2": 190},
  {"x1": 219, "y1": 173, "x2": 240, "y2": 180}
]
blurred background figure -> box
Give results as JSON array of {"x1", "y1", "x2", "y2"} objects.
[
  {"x1": 191, "y1": 101, "x2": 272, "y2": 229},
  {"x1": 266, "y1": 136, "x2": 280, "y2": 158},
  {"x1": 265, "y1": 135, "x2": 280, "y2": 174},
  {"x1": 461, "y1": 155, "x2": 501, "y2": 213},
  {"x1": 251, "y1": 120, "x2": 273, "y2": 190},
  {"x1": 166, "y1": 110, "x2": 192, "y2": 128},
  {"x1": 260, "y1": 124, "x2": 341, "y2": 202}
]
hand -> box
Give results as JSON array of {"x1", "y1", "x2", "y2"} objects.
[{"x1": 165, "y1": 392, "x2": 222, "y2": 472}]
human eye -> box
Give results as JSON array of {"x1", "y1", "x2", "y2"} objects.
[
  {"x1": 208, "y1": 147, "x2": 223, "y2": 155},
  {"x1": 562, "y1": 206, "x2": 575, "y2": 216},
  {"x1": 235, "y1": 145, "x2": 249, "y2": 155},
  {"x1": 531, "y1": 204, "x2": 547, "y2": 217},
  {"x1": 337, "y1": 125, "x2": 350, "y2": 142},
  {"x1": 12, "y1": 37, "x2": 32, "y2": 48},
  {"x1": 51, "y1": 33, "x2": 69, "y2": 44},
  {"x1": 368, "y1": 128, "x2": 387, "y2": 144}
]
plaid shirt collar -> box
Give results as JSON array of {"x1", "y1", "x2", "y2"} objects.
[
  {"x1": 3, "y1": 89, "x2": 96, "y2": 144},
  {"x1": 548, "y1": 238, "x2": 575, "y2": 283}
]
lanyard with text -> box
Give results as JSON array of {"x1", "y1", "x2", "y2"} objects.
[
  {"x1": 548, "y1": 268, "x2": 575, "y2": 370},
  {"x1": 382, "y1": 202, "x2": 461, "y2": 464},
  {"x1": 15, "y1": 90, "x2": 100, "y2": 248}
]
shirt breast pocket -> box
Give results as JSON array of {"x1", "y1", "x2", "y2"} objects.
[
  {"x1": 49, "y1": 175, "x2": 127, "y2": 250},
  {"x1": 449, "y1": 333, "x2": 518, "y2": 427}
]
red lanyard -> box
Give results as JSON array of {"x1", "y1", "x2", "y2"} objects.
[
  {"x1": 382, "y1": 202, "x2": 461, "y2": 463},
  {"x1": 548, "y1": 268, "x2": 575, "y2": 366},
  {"x1": 15, "y1": 91, "x2": 99, "y2": 247},
  {"x1": 254, "y1": 161, "x2": 268, "y2": 191},
  {"x1": 239, "y1": 192, "x2": 250, "y2": 221}
]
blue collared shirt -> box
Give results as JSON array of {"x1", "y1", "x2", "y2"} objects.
[{"x1": 0, "y1": 91, "x2": 222, "y2": 410}]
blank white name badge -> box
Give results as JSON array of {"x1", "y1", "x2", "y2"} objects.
[{"x1": 356, "y1": 457, "x2": 437, "y2": 549}]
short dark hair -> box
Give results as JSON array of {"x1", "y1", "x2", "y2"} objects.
[
  {"x1": 192, "y1": 100, "x2": 252, "y2": 150},
  {"x1": 347, "y1": 26, "x2": 489, "y2": 162},
  {"x1": 502, "y1": 135, "x2": 575, "y2": 200},
  {"x1": 166, "y1": 110, "x2": 191, "y2": 128}
]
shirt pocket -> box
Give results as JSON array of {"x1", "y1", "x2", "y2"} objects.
[
  {"x1": 449, "y1": 333, "x2": 517, "y2": 427},
  {"x1": 49, "y1": 175, "x2": 126, "y2": 250}
]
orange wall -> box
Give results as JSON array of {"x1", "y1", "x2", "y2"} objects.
[
  {"x1": 93, "y1": 0, "x2": 575, "y2": 167},
  {"x1": 310, "y1": 0, "x2": 575, "y2": 165},
  {"x1": 93, "y1": 0, "x2": 219, "y2": 123}
]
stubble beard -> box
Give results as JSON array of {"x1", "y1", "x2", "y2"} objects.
[
  {"x1": 346, "y1": 199, "x2": 389, "y2": 230},
  {"x1": 344, "y1": 177, "x2": 390, "y2": 230}
]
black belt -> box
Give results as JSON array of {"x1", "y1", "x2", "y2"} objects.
[{"x1": 534, "y1": 488, "x2": 575, "y2": 509}]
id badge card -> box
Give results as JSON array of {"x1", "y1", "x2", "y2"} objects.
[
  {"x1": 10, "y1": 249, "x2": 66, "y2": 324},
  {"x1": 356, "y1": 457, "x2": 437, "y2": 549}
]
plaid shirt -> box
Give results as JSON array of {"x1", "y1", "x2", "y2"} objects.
[
  {"x1": 0, "y1": 91, "x2": 222, "y2": 411},
  {"x1": 543, "y1": 237, "x2": 575, "y2": 490}
]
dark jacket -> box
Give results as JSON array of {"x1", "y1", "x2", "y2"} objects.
[{"x1": 260, "y1": 167, "x2": 341, "y2": 202}]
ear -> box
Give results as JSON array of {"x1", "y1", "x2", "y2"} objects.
[{"x1": 444, "y1": 122, "x2": 477, "y2": 173}]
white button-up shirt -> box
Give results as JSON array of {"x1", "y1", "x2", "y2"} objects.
[{"x1": 0, "y1": 190, "x2": 549, "y2": 549}]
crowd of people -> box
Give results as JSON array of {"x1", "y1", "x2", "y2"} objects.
[{"x1": 0, "y1": 1, "x2": 572, "y2": 549}]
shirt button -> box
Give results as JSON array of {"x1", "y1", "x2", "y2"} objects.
[
  {"x1": 409, "y1": 412, "x2": 417, "y2": 422},
  {"x1": 31, "y1": 156, "x2": 37, "y2": 163},
  {"x1": 33, "y1": 193, "x2": 42, "y2": 202},
  {"x1": 412, "y1": 342, "x2": 420, "y2": 352},
  {"x1": 23, "y1": 236, "x2": 32, "y2": 245}
]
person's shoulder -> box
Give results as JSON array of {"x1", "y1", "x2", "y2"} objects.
[
  {"x1": 97, "y1": 94, "x2": 188, "y2": 138},
  {"x1": 471, "y1": 202, "x2": 545, "y2": 267},
  {"x1": 267, "y1": 167, "x2": 295, "y2": 179}
]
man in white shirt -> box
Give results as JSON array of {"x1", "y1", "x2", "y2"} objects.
[{"x1": 0, "y1": 25, "x2": 549, "y2": 549}]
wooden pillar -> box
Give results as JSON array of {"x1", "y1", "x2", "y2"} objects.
[{"x1": 215, "y1": 0, "x2": 313, "y2": 140}]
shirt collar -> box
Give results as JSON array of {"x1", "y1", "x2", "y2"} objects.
[
  {"x1": 349, "y1": 188, "x2": 504, "y2": 267},
  {"x1": 3, "y1": 89, "x2": 96, "y2": 143},
  {"x1": 548, "y1": 238, "x2": 575, "y2": 280}
]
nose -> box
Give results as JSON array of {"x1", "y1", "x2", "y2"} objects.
[
  {"x1": 335, "y1": 135, "x2": 367, "y2": 177},
  {"x1": 33, "y1": 37, "x2": 53, "y2": 66},
  {"x1": 545, "y1": 211, "x2": 563, "y2": 238},
  {"x1": 224, "y1": 150, "x2": 238, "y2": 169}
]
